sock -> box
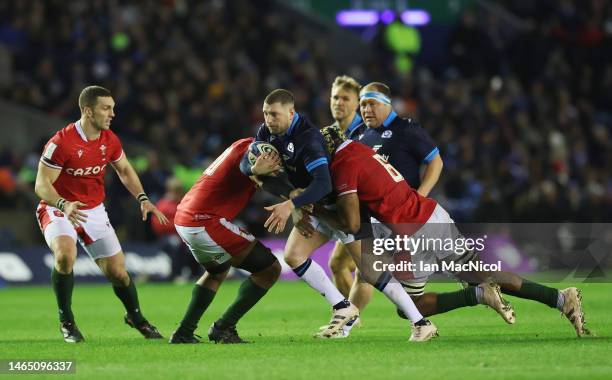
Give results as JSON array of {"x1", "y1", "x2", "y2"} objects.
[
  {"x1": 503, "y1": 279, "x2": 559, "y2": 308},
  {"x1": 475, "y1": 286, "x2": 484, "y2": 304},
  {"x1": 375, "y1": 273, "x2": 423, "y2": 323},
  {"x1": 333, "y1": 299, "x2": 350, "y2": 310},
  {"x1": 112, "y1": 276, "x2": 144, "y2": 325},
  {"x1": 218, "y1": 277, "x2": 268, "y2": 328},
  {"x1": 436, "y1": 287, "x2": 479, "y2": 314},
  {"x1": 556, "y1": 292, "x2": 565, "y2": 311},
  {"x1": 178, "y1": 284, "x2": 216, "y2": 335},
  {"x1": 51, "y1": 268, "x2": 75, "y2": 323},
  {"x1": 293, "y1": 259, "x2": 345, "y2": 306}
]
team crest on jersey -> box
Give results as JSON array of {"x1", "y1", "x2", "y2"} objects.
[
  {"x1": 77, "y1": 149, "x2": 83, "y2": 158},
  {"x1": 100, "y1": 144, "x2": 106, "y2": 155},
  {"x1": 53, "y1": 210, "x2": 64, "y2": 218},
  {"x1": 382, "y1": 130, "x2": 393, "y2": 138},
  {"x1": 287, "y1": 142, "x2": 294, "y2": 153}
]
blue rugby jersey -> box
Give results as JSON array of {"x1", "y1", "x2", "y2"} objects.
[
  {"x1": 344, "y1": 113, "x2": 366, "y2": 141},
  {"x1": 359, "y1": 111, "x2": 439, "y2": 189},
  {"x1": 256, "y1": 113, "x2": 331, "y2": 206}
]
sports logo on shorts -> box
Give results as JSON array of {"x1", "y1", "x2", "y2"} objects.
[
  {"x1": 382, "y1": 130, "x2": 393, "y2": 138},
  {"x1": 287, "y1": 142, "x2": 294, "y2": 153}
]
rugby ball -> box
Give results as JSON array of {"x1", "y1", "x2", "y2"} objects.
[{"x1": 247, "y1": 141, "x2": 280, "y2": 166}]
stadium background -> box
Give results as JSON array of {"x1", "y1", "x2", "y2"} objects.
[
  {"x1": 1, "y1": 2, "x2": 611, "y2": 379},
  {"x1": 0, "y1": 0, "x2": 610, "y2": 282}
]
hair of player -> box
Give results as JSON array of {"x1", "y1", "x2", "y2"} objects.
[
  {"x1": 79, "y1": 86, "x2": 112, "y2": 112},
  {"x1": 320, "y1": 125, "x2": 347, "y2": 155},
  {"x1": 332, "y1": 75, "x2": 361, "y2": 95},
  {"x1": 361, "y1": 82, "x2": 391, "y2": 98},
  {"x1": 264, "y1": 89, "x2": 295, "y2": 105}
]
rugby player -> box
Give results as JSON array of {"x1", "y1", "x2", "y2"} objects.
[
  {"x1": 170, "y1": 138, "x2": 283, "y2": 344},
  {"x1": 248, "y1": 89, "x2": 359, "y2": 337},
  {"x1": 34, "y1": 86, "x2": 168, "y2": 343},
  {"x1": 320, "y1": 125, "x2": 588, "y2": 337}
]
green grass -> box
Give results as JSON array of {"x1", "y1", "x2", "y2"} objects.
[{"x1": 1, "y1": 281, "x2": 611, "y2": 379}]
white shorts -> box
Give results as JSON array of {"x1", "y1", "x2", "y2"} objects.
[
  {"x1": 175, "y1": 218, "x2": 255, "y2": 266},
  {"x1": 310, "y1": 216, "x2": 355, "y2": 245},
  {"x1": 36, "y1": 203, "x2": 122, "y2": 260}
]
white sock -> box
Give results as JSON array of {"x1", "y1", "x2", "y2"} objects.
[
  {"x1": 294, "y1": 259, "x2": 345, "y2": 306},
  {"x1": 556, "y1": 291, "x2": 565, "y2": 311},
  {"x1": 382, "y1": 281, "x2": 424, "y2": 323},
  {"x1": 475, "y1": 286, "x2": 484, "y2": 303}
]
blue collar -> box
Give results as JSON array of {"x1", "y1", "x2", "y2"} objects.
[
  {"x1": 286, "y1": 113, "x2": 300, "y2": 136},
  {"x1": 382, "y1": 110, "x2": 397, "y2": 128},
  {"x1": 346, "y1": 114, "x2": 362, "y2": 135}
]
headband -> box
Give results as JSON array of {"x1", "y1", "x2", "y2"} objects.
[{"x1": 359, "y1": 91, "x2": 391, "y2": 105}]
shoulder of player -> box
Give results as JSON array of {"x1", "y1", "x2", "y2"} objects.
[
  {"x1": 391, "y1": 116, "x2": 426, "y2": 138},
  {"x1": 53, "y1": 122, "x2": 76, "y2": 141},
  {"x1": 293, "y1": 122, "x2": 324, "y2": 146},
  {"x1": 391, "y1": 115, "x2": 420, "y2": 129},
  {"x1": 293, "y1": 114, "x2": 319, "y2": 133}
]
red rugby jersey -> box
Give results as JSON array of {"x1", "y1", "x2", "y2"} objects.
[
  {"x1": 175, "y1": 138, "x2": 256, "y2": 226},
  {"x1": 331, "y1": 141, "x2": 437, "y2": 225},
  {"x1": 39, "y1": 121, "x2": 123, "y2": 209}
]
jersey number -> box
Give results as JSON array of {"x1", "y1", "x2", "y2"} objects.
[
  {"x1": 373, "y1": 154, "x2": 404, "y2": 182},
  {"x1": 204, "y1": 146, "x2": 234, "y2": 176}
]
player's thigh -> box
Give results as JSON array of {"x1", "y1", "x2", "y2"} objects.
[
  {"x1": 284, "y1": 227, "x2": 329, "y2": 267},
  {"x1": 38, "y1": 206, "x2": 78, "y2": 261}
]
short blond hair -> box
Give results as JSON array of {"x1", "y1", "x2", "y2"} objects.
[{"x1": 332, "y1": 75, "x2": 361, "y2": 95}]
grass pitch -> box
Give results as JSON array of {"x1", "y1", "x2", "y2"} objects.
[{"x1": 1, "y1": 281, "x2": 611, "y2": 379}]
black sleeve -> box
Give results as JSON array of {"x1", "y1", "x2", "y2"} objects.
[
  {"x1": 291, "y1": 164, "x2": 332, "y2": 208},
  {"x1": 259, "y1": 172, "x2": 295, "y2": 198}
]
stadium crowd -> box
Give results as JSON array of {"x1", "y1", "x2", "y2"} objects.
[{"x1": 0, "y1": 0, "x2": 611, "y2": 243}]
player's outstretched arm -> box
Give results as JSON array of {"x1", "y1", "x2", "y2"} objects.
[
  {"x1": 110, "y1": 155, "x2": 169, "y2": 224},
  {"x1": 34, "y1": 162, "x2": 87, "y2": 225}
]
